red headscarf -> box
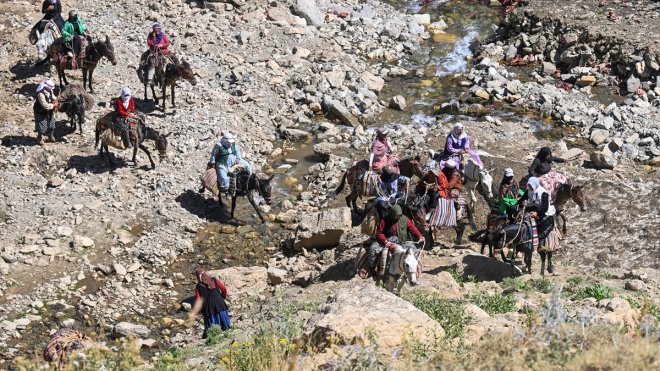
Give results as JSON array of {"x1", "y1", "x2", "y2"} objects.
[{"x1": 195, "y1": 268, "x2": 217, "y2": 289}]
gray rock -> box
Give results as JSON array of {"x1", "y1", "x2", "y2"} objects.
[
  {"x1": 590, "y1": 129, "x2": 609, "y2": 145},
  {"x1": 360, "y1": 71, "x2": 385, "y2": 92},
  {"x1": 389, "y1": 95, "x2": 406, "y2": 111},
  {"x1": 113, "y1": 322, "x2": 151, "y2": 339},
  {"x1": 267, "y1": 267, "x2": 288, "y2": 285},
  {"x1": 293, "y1": 0, "x2": 325, "y2": 27},
  {"x1": 281, "y1": 128, "x2": 311, "y2": 142},
  {"x1": 113, "y1": 263, "x2": 127, "y2": 276},
  {"x1": 589, "y1": 152, "x2": 616, "y2": 170},
  {"x1": 541, "y1": 61, "x2": 556, "y2": 76},
  {"x1": 294, "y1": 207, "x2": 352, "y2": 251},
  {"x1": 505, "y1": 44, "x2": 518, "y2": 61},
  {"x1": 624, "y1": 279, "x2": 647, "y2": 292},
  {"x1": 626, "y1": 76, "x2": 640, "y2": 94},
  {"x1": 322, "y1": 98, "x2": 358, "y2": 127}
]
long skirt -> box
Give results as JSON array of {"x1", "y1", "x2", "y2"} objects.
[
  {"x1": 203, "y1": 310, "x2": 231, "y2": 338},
  {"x1": 35, "y1": 111, "x2": 55, "y2": 134}
]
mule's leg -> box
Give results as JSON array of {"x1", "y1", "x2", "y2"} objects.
[
  {"x1": 230, "y1": 196, "x2": 237, "y2": 220},
  {"x1": 547, "y1": 252, "x2": 554, "y2": 274},
  {"x1": 82, "y1": 68, "x2": 87, "y2": 91},
  {"x1": 94, "y1": 127, "x2": 100, "y2": 150},
  {"x1": 454, "y1": 224, "x2": 465, "y2": 246},
  {"x1": 560, "y1": 213, "x2": 567, "y2": 236},
  {"x1": 88, "y1": 67, "x2": 95, "y2": 94},
  {"x1": 510, "y1": 246, "x2": 518, "y2": 276},
  {"x1": 525, "y1": 251, "x2": 532, "y2": 274},
  {"x1": 161, "y1": 85, "x2": 167, "y2": 112},
  {"x1": 217, "y1": 192, "x2": 224, "y2": 207},
  {"x1": 248, "y1": 193, "x2": 266, "y2": 223},
  {"x1": 171, "y1": 84, "x2": 176, "y2": 108},
  {"x1": 144, "y1": 83, "x2": 148, "y2": 101},
  {"x1": 138, "y1": 143, "x2": 155, "y2": 169},
  {"x1": 539, "y1": 251, "x2": 546, "y2": 277},
  {"x1": 131, "y1": 143, "x2": 139, "y2": 165},
  {"x1": 103, "y1": 144, "x2": 115, "y2": 168},
  {"x1": 151, "y1": 84, "x2": 158, "y2": 104}
]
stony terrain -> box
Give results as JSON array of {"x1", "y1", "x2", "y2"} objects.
[{"x1": 0, "y1": 0, "x2": 658, "y2": 369}]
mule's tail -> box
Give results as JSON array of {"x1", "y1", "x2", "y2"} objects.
[
  {"x1": 334, "y1": 171, "x2": 348, "y2": 195},
  {"x1": 94, "y1": 121, "x2": 100, "y2": 149}
]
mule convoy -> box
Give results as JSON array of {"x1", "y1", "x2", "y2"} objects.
[{"x1": 27, "y1": 7, "x2": 586, "y2": 296}]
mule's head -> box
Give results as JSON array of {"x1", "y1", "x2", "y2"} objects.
[
  {"x1": 179, "y1": 60, "x2": 197, "y2": 86},
  {"x1": 258, "y1": 175, "x2": 274, "y2": 205},
  {"x1": 102, "y1": 35, "x2": 117, "y2": 66},
  {"x1": 35, "y1": 30, "x2": 50, "y2": 61},
  {"x1": 156, "y1": 132, "x2": 171, "y2": 158},
  {"x1": 572, "y1": 183, "x2": 588, "y2": 212},
  {"x1": 478, "y1": 168, "x2": 494, "y2": 200},
  {"x1": 403, "y1": 248, "x2": 420, "y2": 286}
]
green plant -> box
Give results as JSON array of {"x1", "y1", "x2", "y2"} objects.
[
  {"x1": 503, "y1": 277, "x2": 532, "y2": 292},
  {"x1": 625, "y1": 297, "x2": 641, "y2": 309},
  {"x1": 567, "y1": 276, "x2": 584, "y2": 285},
  {"x1": 576, "y1": 283, "x2": 614, "y2": 301},
  {"x1": 531, "y1": 278, "x2": 555, "y2": 294},
  {"x1": 403, "y1": 291, "x2": 471, "y2": 339},
  {"x1": 467, "y1": 292, "x2": 517, "y2": 315},
  {"x1": 206, "y1": 326, "x2": 233, "y2": 346},
  {"x1": 446, "y1": 267, "x2": 477, "y2": 286},
  {"x1": 152, "y1": 347, "x2": 184, "y2": 371}
]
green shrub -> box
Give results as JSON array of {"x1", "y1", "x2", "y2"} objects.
[
  {"x1": 152, "y1": 347, "x2": 184, "y2": 371},
  {"x1": 503, "y1": 277, "x2": 532, "y2": 292},
  {"x1": 467, "y1": 292, "x2": 516, "y2": 315},
  {"x1": 403, "y1": 291, "x2": 471, "y2": 339},
  {"x1": 531, "y1": 278, "x2": 555, "y2": 294},
  {"x1": 567, "y1": 276, "x2": 584, "y2": 285},
  {"x1": 576, "y1": 283, "x2": 614, "y2": 301},
  {"x1": 206, "y1": 326, "x2": 233, "y2": 346}
]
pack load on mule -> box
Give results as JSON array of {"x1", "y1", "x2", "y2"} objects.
[{"x1": 57, "y1": 84, "x2": 94, "y2": 134}]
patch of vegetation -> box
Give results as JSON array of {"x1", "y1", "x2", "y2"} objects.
[
  {"x1": 206, "y1": 326, "x2": 233, "y2": 346},
  {"x1": 530, "y1": 278, "x2": 555, "y2": 294},
  {"x1": 503, "y1": 277, "x2": 532, "y2": 292},
  {"x1": 14, "y1": 341, "x2": 144, "y2": 370},
  {"x1": 576, "y1": 283, "x2": 614, "y2": 301},
  {"x1": 467, "y1": 292, "x2": 517, "y2": 315},
  {"x1": 446, "y1": 267, "x2": 477, "y2": 286},
  {"x1": 152, "y1": 347, "x2": 185, "y2": 370},
  {"x1": 567, "y1": 275, "x2": 584, "y2": 285},
  {"x1": 403, "y1": 291, "x2": 471, "y2": 339}
]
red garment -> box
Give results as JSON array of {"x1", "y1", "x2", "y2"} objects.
[
  {"x1": 438, "y1": 170, "x2": 462, "y2": 198},
  {"x1": 115, "y1": 97, "x2": 135, "y2": 118},
  {"x1": 147, "y1": 31, "x2": 171, "y2": 54},
  {"x1": 195, "y1": 277, "x2": 227, "y2": 300},
  {"x1": 376, "y1": 217, "x2": 423, "y2": 248}
]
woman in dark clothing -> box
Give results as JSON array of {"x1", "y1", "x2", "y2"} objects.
[
  {"x1": 190, "y1": 268, "x2": 231, "y2": 338},
  {"x1": 528, "y1": 147, "x2": 565, "y2": 177},
  {"x1": 31, "y1": 0, "x2": 64, "y2": 37}
]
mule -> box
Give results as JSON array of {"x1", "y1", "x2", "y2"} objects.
[
  {"x1": 553, "y1": 182, "x2": 587, "y2": 235},
  {"x1": 334, "y1": 156, "x2": 423, "y2": 212},
  {"x1": 49, "y1": 35, "x2": 117, "y2": 92},
  {"x1": 95, "y1": 115, "x2": 170, "y2": 170},
  {"x1": 137, "y1": 52, "x2": 169, "y2": 103},
  {"x1": 58, "y1": 84, "x2": 94, "y2": 135},
  {"x1": 463, "y1": 158, "x2": 494, "y2": 209},
  {"x1": 158, "y1": 59, "x2": 197, "y2": 112},
  {"x1": 33, "y1": 20, "x2": 61, "y2": 64},
  {"x1": 384, "y1": 244, "x2": 422, "y2": 294},
  {"x1": 217, "y1": 171, "x2": 274, "y2": 223},
  {"x1": 491, "y1": 221, "x2": 533, "y2": 276}
]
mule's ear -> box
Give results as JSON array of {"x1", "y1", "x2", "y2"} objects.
[
  {"x1": 36, "y1": 30, "x2": 41, "y2": 38},
  {"x1": 105, "y1": 35, "x2": 110, "y2": 43},
  {"x1": 164, "y1": 132, "x2": 172, "y2": 138},
  {"x1": 267, "y1": 175, "x2": 274, "y2": 182}
]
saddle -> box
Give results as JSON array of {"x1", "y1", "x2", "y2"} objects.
[{"x1": 97, "y1": 112, "x2": 142, "y2": 145}]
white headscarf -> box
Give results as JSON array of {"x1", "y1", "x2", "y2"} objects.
[
  {"x1": 120, "y1": 87, "x2": 131, "y2": 109},
  {"x1": 528, "y1": 177, "x2": 555, "y2": 215},
  {"x1": 450, "y1": 123, "x2": 467, "y2": 141},
  {"x1": 219, "y1": 132, "x2": 235, "y2": 148},
  {"x1": 36, "y1": 79, "x2": 55, "y2": 93}
]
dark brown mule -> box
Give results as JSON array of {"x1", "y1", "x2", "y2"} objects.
[
  {"x1": 217, "y1": 172, "x2": 274, "y2": 223},
  {"x1": 158, "y1": 59, "x2": 197, "y2": 112},
  {"x1": 334, "y1": 156, "x2": 423, "y2": 212},
  {"x1": 94, "y1": 114, "x2": 170, "y2": 170},
  {"x1": 50, "y1": 35, "x2": 117, "y2": 92}
]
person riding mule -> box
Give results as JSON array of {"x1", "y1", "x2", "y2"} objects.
[
  {"x1": 499, "y1": 167, "x2": 525, "y2": 222},
  {"x1": 208, "y1": 133, "x2": 253, "y2": 195},
  {"x1": 61, "y1": 10, "x2": 89, "y2": 59},
  {"x1": 374, "y1": 166, "x2": 410, "y2": 219},
  {"x1": 113, "y1": 87, "x2": 145, "y2": 149},
  {"x1": 359, "y1": 205, "x2": 424, "y2": 279},
  {"x1": 30, "y1": 0, "x2": 64, "y2": 39},
  {"x1": 439, "y1": 123, "x2": 482, "y2": 170},
  {"x1": 369, "y1": 128, "x2": 399, "y2": 174},
  {"x1": 527, "y1": 147, "x2": 567, "y2": 202},
  {"x1": 139, "y1": 24, "x2": 177, "y2": 84}
]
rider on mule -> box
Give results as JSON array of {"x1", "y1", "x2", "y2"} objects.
[
  {"x1": 369, "y1": 128, "x2": 399, "y2": 173},
  {"x1": 113, "y1": 87, "x2": 144, "y2": 149},
  {"x1": 439, "y1": 123, "x2": 482, "y2": 170},
  {"x1": 374, "y1": 166, "x2": 409, "y2": 219},
  {"x1": 31, "y1": 0, "x2": 64, "y2": 35},
  {"x1": 140, "y1": 24, "x2": 177, "y2": 69},
  {"x1": 61, "y1": 10, "x2": 88, "y2": 58},
  {"x1": 521, "y1": 177, "x2": 556, "y2": 252},
  {"x1": 498, "y1": 167, "x2": 524, "y2": 221},
  {"x1": 208, "y1": 132, "x2": 253, "y2": 194},
  {"x1": 439, "y1": 159, "x2": 462, "y2": 200},
  {"x1": 360, "y1": 205, "x2": 424, "y2": 278},
  {"x1": 528, "y1": 147, "x2": 566, "y2": 202}
]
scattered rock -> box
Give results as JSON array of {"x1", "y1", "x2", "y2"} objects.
[
  {"x1": 113, "y1": 322, "x2": 151, "y2": 339},
  {"x1": 294, "y1": 207, "x2": 352, "y2": 251},
  {"x1": 267, "y1": 267, "x2": 288, "y2": 285},
  {"x1": 389, "y1": 95, "x2": 406, "y2": 110}
]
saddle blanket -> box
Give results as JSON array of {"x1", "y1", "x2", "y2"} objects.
[
  {"x1": 200, "y1": 168, "x2": 219, "y2": 196},
  {"x1": 362, "y1": 170, "x2": 380, "y2": 197},
  {"x1": 429, "y1": 198, "x2": 457, "y2": 227},
  {"x1": 58, "y1": 54, "x2": 78, "y2": 71},
  {"x1": 539, "y1": 170, "x2": 567, "y2": 203}
]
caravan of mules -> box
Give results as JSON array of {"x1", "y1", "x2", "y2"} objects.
[{"x1": 345, "y1": 124, "x2": 587, "y2": 291}]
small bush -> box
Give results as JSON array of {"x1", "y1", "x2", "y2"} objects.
[
  {"x1": 152, "y1": 347, "x2": 184, "y2": 371},
  {"x1": 567, "y1": 276, "x2": 584, "y2": 285},
  {"x1": 446, "y1": 267, "x2": 476, "y2": 285},
  {"x1": 503, "y1": 277, "x2": 532, "y2": 292},
  {"x1": 531, "y1": 278, "x2": 555, "y2": 294},
  {"x1": 403, "y1": 291, "x2": 471, "y2": 339},
  {"x1": 467, "y1": 292, "x2": 516, "y2": 315},
  {"x1": 206, "y1": 325, "x2": 232, "y2": 346},
  {"x1": 576, "y1": 283, "x2": 614, "y2": 301}
]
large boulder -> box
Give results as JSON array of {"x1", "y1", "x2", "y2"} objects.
[
  {"x1": 360, "y1": 71, "x2": 385, "y2": 92},
  {"x1": 113, "y1": 322, "x2": 151, "y2": 339},
  {"x1": 322, "y1": 98, "x2": 359, "y2": 127},
  {"x1": 292, "y1": 0, "x2": 325, "y2": 27},
  {"x1": 206, "y1": 266, "x2": 268, "y2": 301},
  {"x1": 293, "y1": 207, "x2": 352, "y2": 251},
  {"x1": 304, "y1": 283, "x2": 444, "y2": 351},
  {"x1": 280, "y1": 128, "x2": 311, "y2": 142}
]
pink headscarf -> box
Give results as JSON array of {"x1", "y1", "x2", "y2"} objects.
[
  {"x1": 371, "y1": 128, "x2": 390, "y2": 157},
  {"x1": 195, "y1": 268, "x2": 217, "y2": 289}
]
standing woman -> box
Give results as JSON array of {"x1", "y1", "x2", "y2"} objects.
[
  {"x1": 189, "y1": 268, "x2": 231, "y2": 339},
  {"x1": 34, "y1": 79, "x2": 58, "y2": 145}
]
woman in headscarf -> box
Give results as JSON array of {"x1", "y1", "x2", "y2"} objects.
[
  {"x1": 523, "y1": 177, "x2": 556, "y2": 247},
  {"x1": 440, "y1": 123, "x2": 482, "y2": 169},
  {"x1": 147, "y1": 23, "x2": 172, "y2": 55},
  {"x1": 61, "y1": 9, "x2": 87, "y2": 57},
  {"x1": 113, "y1": 87, "x2": 137, "y2": 148},
  {"x1": 528, "y1": 147, "x2": 567, "y2": 202},
  {"x1": 33, "y1": 79, "x2": 58, "y2": 145},
  {"x1": 498, "y1": 167, "x2": 524, "y2": 219},
  {"x1": 438, "y1": 159, "x2": 462, "y2": 200},
  {"x1": 416, "y1": 160, "x2": 441, "y2": 211},
  {"x1": 369, "y1": 128, "x2": 399, "y2": 174},
  {"x1": 189, "y1": 268, "x2": 230, "y2": 339},
  {"x1": 31, "y1": 0, "x2": 63, "y2": 36},
  {"x1": 374, "y1": 166, "x2": 410, "y2": 219}
]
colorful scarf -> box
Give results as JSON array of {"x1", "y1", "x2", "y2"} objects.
[{"x1": 195, "y1": 268, "x2": 217, "y2": 289}]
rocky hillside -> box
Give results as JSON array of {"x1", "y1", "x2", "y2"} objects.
[{"x1": 0, "y1": 0, "x2": 658, "y2": 369}]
